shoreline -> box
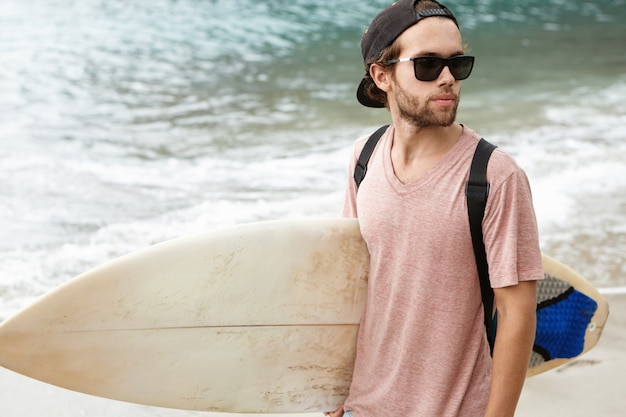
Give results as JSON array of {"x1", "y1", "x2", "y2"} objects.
[{"x1": 1, "y1": 294, "x2": 624, "y2": 416}]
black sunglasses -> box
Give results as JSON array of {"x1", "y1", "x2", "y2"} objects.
[{"x1": 385, "y1": 55, "x2": 475, "y2": 82}]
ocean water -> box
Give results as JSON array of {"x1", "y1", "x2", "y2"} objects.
[
  {"x1": 0, "y1": 0, "x2": 625, "y2": 414},
  {"x1": 1, "y1": 0, "x2": 625, "y2": 320}
]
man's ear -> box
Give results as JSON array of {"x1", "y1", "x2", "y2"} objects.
[{"x1": 370, "y1": 63, "x2": 392, "y2": 93}]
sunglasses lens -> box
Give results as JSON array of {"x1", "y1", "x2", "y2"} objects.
[
  {"x1": 450, "y1": 56, "x2": 474, "y2": 80},
  {"x1": 413, "y1": 56, "x2": 474, "y2": 81},
  {"x1": 413, "y1": 57, "x2": 445, "y2": 81}
]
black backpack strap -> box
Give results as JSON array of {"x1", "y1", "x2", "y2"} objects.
[
  {"x1": 466, "y1": 138, "x2": 498, "y2": 354},
  {"x1": 354, "y1": 125, "x2": 390, "y2": 188}
]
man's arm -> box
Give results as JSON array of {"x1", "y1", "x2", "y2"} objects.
[{"x1": 484, "y1": 280, "x2": 537, "y2": 417}]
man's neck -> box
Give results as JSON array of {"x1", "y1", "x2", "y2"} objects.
[{"x1": 391, "y1": 121, "x2": 463, "y2": 162}]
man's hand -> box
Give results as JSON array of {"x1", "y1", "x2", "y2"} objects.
[{"x1": 324, "y1": 402, "x2": 344, "y2": 417}]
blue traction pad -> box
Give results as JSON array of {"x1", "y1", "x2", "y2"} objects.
[{"x1": 533, "y1": 287, "x2": 598, "y2": 361}]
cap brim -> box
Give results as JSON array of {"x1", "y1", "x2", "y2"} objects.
[{"x1": 356, "y1": 77, "x2": 385, "y2": 108}]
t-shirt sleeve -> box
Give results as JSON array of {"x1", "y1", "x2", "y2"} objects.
[
  {"x1": 482, "y1": 163, "x2": 544, "y2": 288},
  {"x1": 342, "y1": 136, "x2": 369, "y2": 218}
]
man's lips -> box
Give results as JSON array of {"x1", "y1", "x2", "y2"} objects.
[{"x1": 431, "y1": 93, "x2": 457, "y2": 106}]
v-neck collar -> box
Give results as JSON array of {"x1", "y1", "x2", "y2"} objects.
[{"x1": 383, "y1": 125, "x2": 468, "y2": 195}]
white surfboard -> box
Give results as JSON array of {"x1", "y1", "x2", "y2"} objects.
[{"x1": 0, "y1": 218, "x2": 609, "y2": 413}]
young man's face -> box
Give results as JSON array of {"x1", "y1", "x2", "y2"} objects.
[{"x1": 388, "y1": 18, "x2": 465, "y2": 128}]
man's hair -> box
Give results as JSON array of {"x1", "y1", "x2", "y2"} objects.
[{"x1": 361, "y1": 43, "x2": 400, "y2": 109}]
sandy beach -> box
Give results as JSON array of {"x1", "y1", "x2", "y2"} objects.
[{"x1": 0, "y1": 293, "x2": 623, "y2": 417}]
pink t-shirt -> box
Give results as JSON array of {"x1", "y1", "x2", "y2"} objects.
[{"x1": 342, "y1": 126, "x2": 543, "y2": 417}]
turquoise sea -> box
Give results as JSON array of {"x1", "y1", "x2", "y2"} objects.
[{"x1": 0, "y1": 0, "x2": 625, "y2": 414}]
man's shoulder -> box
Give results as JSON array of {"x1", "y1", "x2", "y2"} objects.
[
  {"x1": 487, "y1": 146, "x2": 523, "y2": 179},
  {"x1": 461, "y1": 126, "x2": 527, "y2": 187},
  {"x1": 352, "y1": 125, "x2": 391, "y2": 156}
]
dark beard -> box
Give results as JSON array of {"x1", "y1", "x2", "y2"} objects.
[
  {"x1": 402, "y1": 103, "x2": 458, "y2": 128},
  {"x1": 396, "y1": 85, "x2": 459, "y2": 128}
]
